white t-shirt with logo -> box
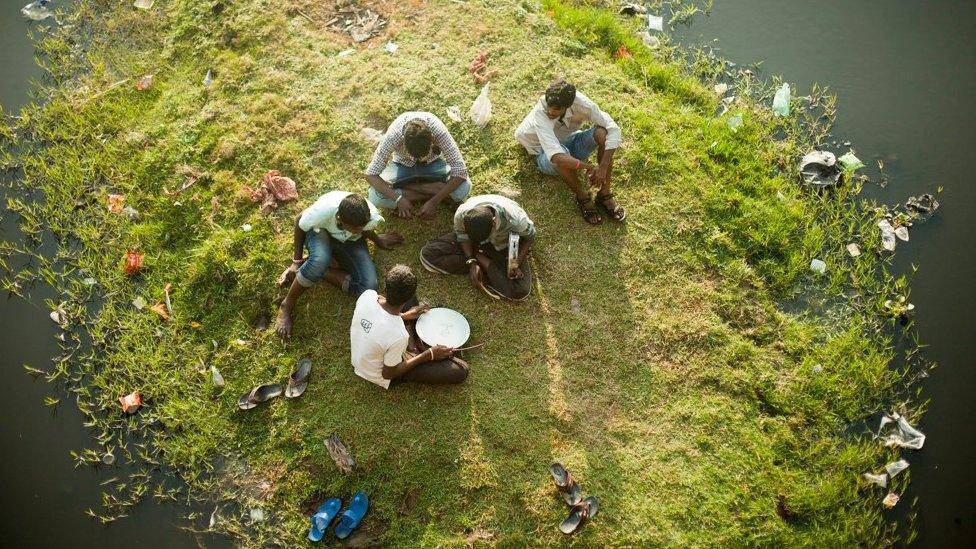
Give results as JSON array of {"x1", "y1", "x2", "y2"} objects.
[{"x1": 350, "y1": 290, "x2": 409, "y2": 389}]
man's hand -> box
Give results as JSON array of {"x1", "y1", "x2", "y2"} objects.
[
  {"x1": 400, "y1": 301, "x2": 430, "y2": 321},
  {"x1": 591, "y1": 165, "x2": 609, "y2": 188},
  {"x1": 276, "y1": 260, "x2": 304, "y2": 288},
  {"x1": 374, "y1": 232, "x2": 405, "y2": 250},
  {"x1": 395, "y1": 195, "x2": 414, "y2": 218},
  {"x1": 468, "y1": 263, "x2": 487, "y2": 292},
  {"x1": 429, "y1": 344, "x2": 454, "y2": 361},
  {"x1": 508, "y1": 265, "x2": 524, "y2": 280},
  {"x1": 416, "y1": 198, "x2": 439, "y2": 220}
]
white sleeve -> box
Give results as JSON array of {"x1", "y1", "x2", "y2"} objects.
[{"x1": 577, "y1": 94, "x2": 622, "y2": 150}]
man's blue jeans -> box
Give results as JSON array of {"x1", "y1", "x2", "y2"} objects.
[
  {"x1": 295, "y1": 230, "x2": 378, "y2": 296},
  {"x1": 535, "y1": 128, "x2": 599, "y2": 176},
  {"x1": 367, "y1": 158, "x2": 472, "y2": 208}
]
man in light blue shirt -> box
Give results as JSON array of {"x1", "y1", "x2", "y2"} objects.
[{"x1": 275, "y1": 191, "x2": 404, "y2": 338}]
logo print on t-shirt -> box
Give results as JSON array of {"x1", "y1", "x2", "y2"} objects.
[{"x1": 360, "y1": 319, "x2": 372, "y2": 333}]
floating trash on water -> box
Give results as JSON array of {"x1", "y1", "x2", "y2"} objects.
[
  {"x1": 101, "y1": 451, "x2": 116, "y2": 465},
  {"x1": 863, "y1": 472, "x2": 887, "y2": 488},
  {"x1": 325, "y1": 435, "x2": 356, "y2": 475},
  {"x1": 877, "y1": 412, "x2": 925, "y2": 450},
  {"x1": 383, "y1": 42, "x2": 399, "y2": 54},
  {"x1": 772, "y1": 83, "x2": 791, "y2": 116},
  {"x1": 202, "y1": 68, "x2": 213, "y2": 88},
  {"x1": 894, "y1": 226, "x2": 910, "y2": 242},
  {"x1": 882, "y1": 492, "x2": 900, "y2": 508},
  {"x1": 133, "y1": 0, "x2": 153, "y2": 9},
  {"x1": 877, "y1": 219, "x2": 897, "y2": 252},
  {"x1": 360, "y1": 127, "x2": 384, "y2": 144},
  {"x1": 211, "y1": 366, "x2": 225, "y2": 387},
  {"x1": 469, "y1": 83, "x2": 492, "y2": 128},
  {"x1": 846, "y1": 243, "x2": 861, "y2": 257},
  {"x1": 809, "y1": 258, "x2": 826, "y2": 274},
  {"x1": 241, "y1": 223, "x2": 253, "y2": 232},
  {"x1": 249, "y1": 508, "x2": 265, "y2": 522},
  {"x1": 135, "y1": 74, "x2": 153, "y2": 91},
  {"x1": 132, "y1": 296, "x2": 147, "y2": 310},
  {"x1": 727, "y1": 113, "x2": 743, "y2": 132},
  {"x1": 124, "y1": 251, "x2": 144, "y2": 275},
  {"x1": 336, "y1": 48, "x2": 355, "y2": 57},
  {"x1": 905, "y1": 193, "x2": 940, "y2": 220},
  {"x1": 119, "y1": 391, "x2": 142, "y2": 414},
  {"x1": 647, "y1": 13, "x2": 664, "y2": 31},
  {"x1": 799, "y1": 150, "x2": 842, "y2": 188},
  {"x1": 714, "y1": 82, "x2": 729, "y2": 96},
  {"x1": 446, "y1": 106, "x2": 462, "y2": 122},
  {"x1": 885, "y1": 459, "x2": 909, "y2": 478},
  {"x1": 107, "y1": 194, "x2": 125, "y2": 213},
  {"x1": 838, "y1": 151, "x2": 864, "y2": 172},
  {"x1": 619, "y1": 3, "x2": 646, "y2": 16},
  {"x1": 21, "y1": 0, "x2": 53, "y2": 21},
  {"x1": 49, "y1": 307, "x2": 66, "y2": 325}
]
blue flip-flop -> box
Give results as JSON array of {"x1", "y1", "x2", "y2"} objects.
[
  {"x1": 307, "y1": 498, "x2": 342, "y2": 542},
  {"x1": 333, "y1": 491, "x2": 369, "y2": 540}
]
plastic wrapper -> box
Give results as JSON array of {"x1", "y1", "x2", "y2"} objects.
[{"x1": 469, "y1": 83, "x2": 492, "y2": 128}]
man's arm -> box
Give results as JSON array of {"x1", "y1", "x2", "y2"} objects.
[
  {"x1": 382, "y1": 345, "x2": 453, "y2": 380},
  {"x1": 363, "y1": 230, "x2": 404, "y2": 250},
  {"x1": 292, "y1": 215, "x2": 307, "y2": 261}
]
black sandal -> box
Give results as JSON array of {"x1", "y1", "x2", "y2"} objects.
[
  {"x1": 576, "y1": 196, "x2": 603, "y2": 225},
  {"x1": 596, "y1": 191, "x2": 626, "y2": 221}
]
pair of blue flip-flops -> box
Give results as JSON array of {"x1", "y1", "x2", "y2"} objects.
[{"x1": 308, "y1": 491, "x2": 369, "y2": 542}]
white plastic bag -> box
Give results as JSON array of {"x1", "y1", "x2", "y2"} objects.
[
  {"x1": 772, "y1": 83, "x2": 791, "y2": 116},
  {"x1": 469, "y1": 83, "x2": 492, "y2": 128},
  {"x1": 878, "y1": 413, "x2": 925, "y2": 450},
  {"x1": 885, "y1": 459, "x2": 909, "y2": 478}
]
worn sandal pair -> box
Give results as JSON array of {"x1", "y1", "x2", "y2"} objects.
[
  {"x1": 307, "y1": 491, "x2": 369, "y2": 542},
  {"x1": 237, "y1": 358, "x2": 312, "y2": 410},
  {"x1": 550, "y1": 463, "x2": 600, "y2": 534},
  {"x1": 577, "y1": 192, "x2": 626, "y2": 225}
]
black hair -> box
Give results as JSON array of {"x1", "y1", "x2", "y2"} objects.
[
  {"x1": 545, "y1": 80, "x2": 576, "y2": 109},
  {"x1": 403, "y1": 119, "x2": 432, "y2": 158},
  {"x1": 384, "y1": 264, "x2": 417, "y2": 307},
  {"x1": 338, "y1": 194, "x2": 371, "y2": 228},
  {"x1": 463, "y1": 205, "x2": 495, "y2": 244}
]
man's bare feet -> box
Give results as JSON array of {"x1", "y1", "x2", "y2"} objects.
[{"x1": 275, "y1": 307, "x2": 294, "y2": 339}]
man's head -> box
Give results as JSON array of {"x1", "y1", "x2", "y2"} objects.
[
  {"x1": 462, "y1": 205, "x2": 495, "y2": 244},
  {"x1": 545, "y1": 80, "x2": 576, "y2": 119},
  {"x1": 384, "y1": 264, "x2": 417, "y2": 308},
  {"x1": 403, "y1": 118, "x2": 433, "y2": 158},
  {"x1": 336, "y1": 194, "x2": 371, "y2": 234}
]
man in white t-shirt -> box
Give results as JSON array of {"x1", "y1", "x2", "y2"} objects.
[{"x1": 350, "y1": 264, "x2": 468, "y2": 389}]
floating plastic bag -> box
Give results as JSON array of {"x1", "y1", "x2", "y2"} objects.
[
  {"x1": 838, "y1": 151, "x2": 864, "y2": 172},
  {"x1": 877, "y1": 219, "x2": 897, "y2": 252},
  {"x1": 885, "y1": 459, "x2": 909, "y2": 478},
  {"x1": 799, "y1": 150, "x2": 842, "y2": 187},
  {"x1": 863, "y1": 472, "x2": 887, "y2": 488},
  {"x1": 878, "y1": 413, "x2": 925, "y2": 450},
  {"x1": 772, "y1": 83, "x2": 791, "y2": 116},
  {"x1": 894, "y1": 226, "x2": 910, "y2": 242},
  {"x1": 21, "y1": 0, "x2": 53, "y2": 21},
  {"x1": 469, "y1": 83, "x2": 492, "y2": 128},
  {"x1": 905, "y1": 193, "x2": 940, "y2": 220},
  {"x1": 647, "y1": 14, "x2": 664, "y2": 31}
]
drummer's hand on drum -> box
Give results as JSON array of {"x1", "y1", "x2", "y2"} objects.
[{"x1": 429, "y1": 344, "x2": 454, "y2": 361}]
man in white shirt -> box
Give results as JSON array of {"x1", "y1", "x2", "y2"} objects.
[
  {"x1": 419, "y1": 195, "x2": 535, "y2": 301},
  {"x1": 275, "y1": 191, "x2": 405, "y2": 339},
  {"x1": 515, "y1": 80, "x2": 626, "y2": 224},
  {"x1": 364, "y1": 112, "x2": 472, "y2": 220},
  {"x1": 350, "y1": 265, "x2": 468, "y2": 388}
]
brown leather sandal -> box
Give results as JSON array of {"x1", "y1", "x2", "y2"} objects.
[
  {"x1": 596, "y1": 191, "x2": 626, "y2": 221},
  {"x1": 576, "y1": 196, "x2": 604, "y2": 225},
  {"x1": 559, "y1": 496, "x2": 599, "y2": 534},
  {"x1": 549, "y1": 462, "x2": 582, "y2": 506}
]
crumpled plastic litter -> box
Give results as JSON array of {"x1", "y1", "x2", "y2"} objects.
[
  {"x1": 21, "y1": 0, "x2": 53, "y2": 21},
  {"x1": 846, "y1": 243, "x2": 861, "y2": 257},
  {"x1": 249, "y1": 509, "x2": 265, "y2": 522},
  {"x1": 863, "y1": 472, "x2": 887, "y2": 488},
  {"x1": 107, "y1": 194, "x2": 125, "y2": 213},
  {"x1": 202, "y1": 68, "x2": 213, "y2": 88},
  {"x1": 882, "y1": 492, "x2": 900, "y2": 508},
  {"x1": 133, "y1": 0, "x2": 153, "y2": 9},
  {"x1": 469, "y1": 83, "x2": 492, "y2": 128},
  {"x1": 877, "y1": 413, "x2": 925, "y2": 449},
  {"x1": 894, "y1": 226, "x2": 910, "y2": 242},
  {"x1": 838, "y1": 151, "x2": 864, "y2": 172},
  {"x1": 119, "y1": 391, "x2": 142, "y2": 414},
  {"x1": 136, "y1": 74, "x2": 153, "y2": 91},
  {"x1": 211, "y1": 365, "x2": 225, "y2": 387},
  {"x1": 132, "y1": 296, "x2": 147, "y2": 310},
  {"x1": 727, "y1": 113, "x2": 743, "y2": 132},
  {"x1": 325, "y1": 435, "x2": 356, "y2": 474},
  {"x1": 383, "y1": 42, "x2": 399, "y2": 54},
  {"x1": 122, "y1": 206, "x2": 140, "y2": 220},
  {"x1": 637, "y1": 31, "x2": 659, "y2": 48},
  {"x1": 714, "y1": 82, "x2": 729, "y2": 96},
  {"x1": 799, "y1": 150, "x2": 842, "y2": 188},
  {"x1": 647, "y1": 13, "x2": 664, "y2": 31},
  {"x1": 905, "y1": 193, "x2": 940, "y2": 220},
  {"x1": 247, "y1": 170, "x2": 298, "y2": 214},
  {"x1": 885, "y1": 459, "x2": 909, "y2": 478},
  {"x1": 772, "y1": 83, "x2": 791, "y2": 116},
  {"x1": 877, "y1": 219, "x2": 897, "y2": 252},
  {"x1": 446, "y1": 106, "x2": 462, "y2": 122},
  {"x1": 124, "y1": 251, "x2": 144, "y2": 275},
  {"x1": 809, "y1": 258, "x2": 826, "y2": 274}
]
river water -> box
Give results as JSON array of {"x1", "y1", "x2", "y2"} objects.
[{"x1": 1, "y1": 0, "x2": 973, "y2": 546}]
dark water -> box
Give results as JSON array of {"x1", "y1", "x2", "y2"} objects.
[
  {"x1": 676, "y1": 1, "x2": 976, "y2": 545},
  {"x1": 1, "y1": 0, "x2": 973, "y2": 546}
]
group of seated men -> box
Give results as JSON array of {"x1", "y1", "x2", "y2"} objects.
[{"x1": 274, "y1": 80, "x2": 623, "y2": 389}]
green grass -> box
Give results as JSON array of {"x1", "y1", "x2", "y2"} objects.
[{"x1": 1, "y1": 0, "x2": 921, "y2": 545}]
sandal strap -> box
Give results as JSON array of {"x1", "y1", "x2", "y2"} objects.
[{"x1": 596, "y1": 191, "x2": 615, "y2": 201}]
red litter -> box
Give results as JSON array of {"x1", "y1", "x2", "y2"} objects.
[
  {"x1": 119, "y1": 391, "x2": 142, "y2": 414},
  {"x1": 124, "y1": 251, "x2": 144, "y2": 275}
]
